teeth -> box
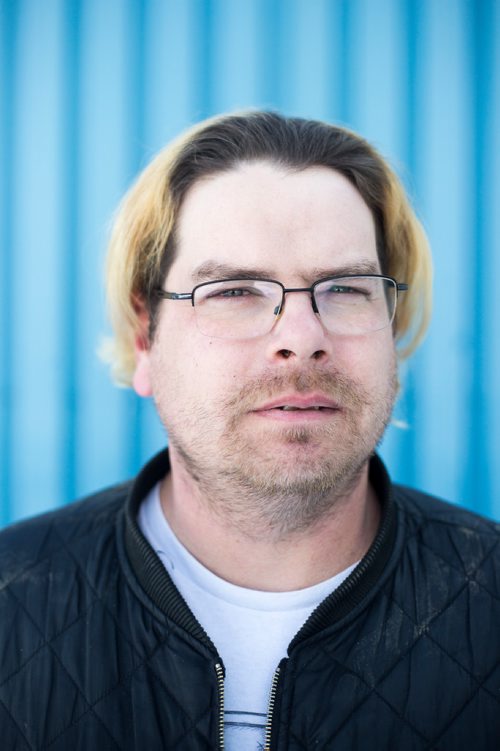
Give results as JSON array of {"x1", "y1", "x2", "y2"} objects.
[{"x1": 279, "y1": 405, "x2": 322, "y2": 411}]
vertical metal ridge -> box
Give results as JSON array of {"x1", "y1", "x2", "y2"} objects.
[
  {"x1": 259, "y1": 0, "x2": 284, "y2": 108},
  {"x1": 338, "y1": 0, "x2": 354, "y2": 125},
  {"x1": 395, "y1": 0, "x2": 424, "y2": 488},
  {"x1": 61, "y1": 0, "x2": 82, "y2": 502},
  {"x1": 124, "y1": 0, "x2": 148, "y2": 478},
  {"x1": 0, "y1": 1, "x2": 18, "y2": 526},
  {"x1": 324, "y1": 0, "x2": 341, "y2": 122},
  {"x1": 128, "y1": 0, "x2": 147, "y2": 158},
  {"x1": 193, "y1": 0, "x2": 215, "y2": 119},
  {"x1": 464, "y1": 0, "x2": 493, "y2": 511}
]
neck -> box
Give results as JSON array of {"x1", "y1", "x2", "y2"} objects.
[{"x1": 158, "y1": 448, "x2": 380, "y2": 591}]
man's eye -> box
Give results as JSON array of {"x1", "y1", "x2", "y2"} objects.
[
  {"x1": 329, "y1": 285, "x2": 362, "y2": 295},
  {"x1": 321, "y1": 283, "x2": 373, "y2": 302},
  {"x1": 207, "y1": 286, "x2": 262, "y2": 300},
  {"x1": 219, "y1": 288, "x2": 250, "y2": 297}
]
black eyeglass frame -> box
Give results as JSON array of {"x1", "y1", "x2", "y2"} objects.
[{"x1": 155, "y1": 274, "x2": 409, "y2": 319}]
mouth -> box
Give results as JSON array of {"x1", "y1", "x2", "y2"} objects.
[
  {"x1": 273, "y1": 405, "x2": 332, "y2": 411},
  {"x1": 251, "y1": 394, "x2": 341, "y2": 421}
]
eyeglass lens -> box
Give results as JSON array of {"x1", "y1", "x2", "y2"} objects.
[{"x1": 192, "y1": 277, "x2": 397, "y2": 339}]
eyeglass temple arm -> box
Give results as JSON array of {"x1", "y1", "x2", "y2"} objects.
[
  {"x1": 156, "y1": 290, "x2": 193, "y2": 301},
  {"x1": 397, "y1": 283, "x2": 408, "y2": 292}
]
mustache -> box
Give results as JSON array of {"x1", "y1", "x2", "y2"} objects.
[{"x1": 224, "y1": 368, "x2": 371, "y2": 412}]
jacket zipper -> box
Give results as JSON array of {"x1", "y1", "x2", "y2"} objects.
[
  {"x1": 215, "y1": 662, "x2": 225, "y2": 749},
  {"x1": 263, "y1": 665, "x2": 281, "y2": 751}
]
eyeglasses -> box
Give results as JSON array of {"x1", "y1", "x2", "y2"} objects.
[{"x1": 155, "y1": 275, "x2": 408, "y2": 340}]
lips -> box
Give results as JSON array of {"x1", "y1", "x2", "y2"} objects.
[
  {"x1": 254, "y1": 394, "x2": 341, "y2": 412},
  {"x1": 249, "y1": 394, "x2": 342, "y2": 424}
]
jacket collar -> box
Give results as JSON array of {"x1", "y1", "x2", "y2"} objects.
[{"x1": 123, "y1": 449, "x2": 397, "y2": 650}]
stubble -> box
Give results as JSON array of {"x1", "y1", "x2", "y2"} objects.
[{"x1": 156, "y1": 361, "x2": 397, "y2": 540}]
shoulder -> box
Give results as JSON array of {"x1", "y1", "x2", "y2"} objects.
[
  {"x1": 392, "y1": 483, "x2": 500, "y2": 581},
  {"x1": 393, "y1": 482, "x2": 499, "y2": 534},
  {"x1": 0, "y1": 481, "x2": 132, "y2": 587}
]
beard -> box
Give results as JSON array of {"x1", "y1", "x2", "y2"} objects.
[{"x1": 155, "y1": 361, "x2": 397, "y2": 540}]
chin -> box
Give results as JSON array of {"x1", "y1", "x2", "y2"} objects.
[{"x1": 242, "y1": 444, "x2": 368, "y2": 493}]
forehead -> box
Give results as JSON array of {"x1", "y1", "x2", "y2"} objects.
[{"x1": 169, "y1": 161, "x2": 378, "y2": 284}]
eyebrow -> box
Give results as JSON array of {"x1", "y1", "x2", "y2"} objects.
[
  {"x1": 191, "y1": 259, "x2": 382, "y2": 284},
  {"x1": 192, "y1": 261, "x2": 276, "y2": 283}
]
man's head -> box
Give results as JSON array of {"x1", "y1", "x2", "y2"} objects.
[
  {"x1": 103, "y1": 112, "x2": 432, "y2": 536},
  {"x1": 105, "y1": 111, "x2": 431, "y2": 385}
]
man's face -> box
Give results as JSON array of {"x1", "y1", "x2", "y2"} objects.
[{"x1": 134, "y1": 162, "x2": 397, "y2": 527}]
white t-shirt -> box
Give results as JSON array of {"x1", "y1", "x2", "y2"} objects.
[{"x1": 138, "y1": 484, "x2": 357, "y2": 750}]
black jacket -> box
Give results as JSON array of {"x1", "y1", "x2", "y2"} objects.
[{"x1": 0, "y1": 450, "x2": 499, "y2": 750}]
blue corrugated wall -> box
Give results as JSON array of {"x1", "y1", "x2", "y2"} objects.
[{"x1": 1, "y1": 0, "x2": 499, "y2": 525}]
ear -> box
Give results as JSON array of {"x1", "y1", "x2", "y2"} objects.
[{"x1": 132, "y1": 301, "x2": 153, "y2": 398}]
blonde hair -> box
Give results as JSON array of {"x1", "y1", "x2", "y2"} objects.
[{"x1": 103, "y1": 112, "x2": 432, "y2": 386}]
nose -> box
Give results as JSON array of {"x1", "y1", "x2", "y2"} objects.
[{"x1": 265, "y1": 290, "x2": 332, "y2": 363}]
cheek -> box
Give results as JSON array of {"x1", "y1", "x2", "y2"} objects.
[
  {"x1": 153, "y1": 327, "x2": 244, "y2": 405},
  {"x1": 189, "y1": 340, "x2": 245, "y2": 393},
  {"x1": 341, "y1": 334, "x2": 396, "y2": 386}
]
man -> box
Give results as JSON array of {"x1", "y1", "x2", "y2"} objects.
[{"x1": 0, "y1": 112, "x2": 498, "y2": 750}]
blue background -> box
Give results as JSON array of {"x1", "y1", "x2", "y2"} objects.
[{"x1": 0, "y1": 0, "x2": 499, "y2": 525}]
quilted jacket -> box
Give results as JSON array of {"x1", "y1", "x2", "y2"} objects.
[{"x1": 0, "y1": 449, "x2": 499, "y2": 750}]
